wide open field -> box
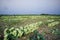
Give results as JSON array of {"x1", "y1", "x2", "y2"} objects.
[{"x1": 0, "y1": 15, "x2": 60, "y2": 40}]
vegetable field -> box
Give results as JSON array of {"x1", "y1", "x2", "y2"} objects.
[{"x1": 0, "y1": 15, "x2": 60, "y2": 40}]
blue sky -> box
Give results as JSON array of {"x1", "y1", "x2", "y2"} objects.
[{"x1": 0, "y1": 0, "x2": 60, "y2": 14}]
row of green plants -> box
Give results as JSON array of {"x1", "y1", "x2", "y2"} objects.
[
  {"x1": 4, "y1": 21, "x2": 43, "y2": 40},
  {"x1": 47, "y1": 21, "x2": 60, "y2": 35},
  {"x1": 44, "y1": 19, "x2": 55, "y2": 25},
  {"x1": 48, "y1": 21, "x2": 59, "y2": 28},
  {"x1": 44, "y1": 19, "x2": 60, "y2": 36},
  {"x1": 47, "y1": 19, "x2": 54, "y2": 23}
]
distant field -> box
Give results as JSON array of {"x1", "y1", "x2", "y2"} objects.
[{"x1": 0, "y1": 15, "x2": 60, "y2": 40}]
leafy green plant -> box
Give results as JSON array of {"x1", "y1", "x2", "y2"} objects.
[
  {"x1": 29, "y1": 30, "x2": 45, "y2": 40},
  {"x1": 7, "y1": 34, "x2": 17, "y2": 40},
  {"x1": 51, "y1": 29, "x2": 60, "y2": 35},
  {"x1": 4, "y1": 28, "x2": 17, "y2": 40}
]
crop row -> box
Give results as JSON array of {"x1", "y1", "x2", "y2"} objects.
[
  {"x1": 48, "y1": 21, "x2": 59, "y2": 28},
  {"x1": 4, "y1": 21, "x2": 43, "y2": 40}
]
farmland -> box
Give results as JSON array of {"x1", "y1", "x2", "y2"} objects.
[{"x1": 0, "y1": 15, "x2": 60, "y2": 40}]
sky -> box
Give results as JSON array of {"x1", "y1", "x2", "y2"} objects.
[{"x1": 0, "y1": 0, "x2": 60, "y2": 15}]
